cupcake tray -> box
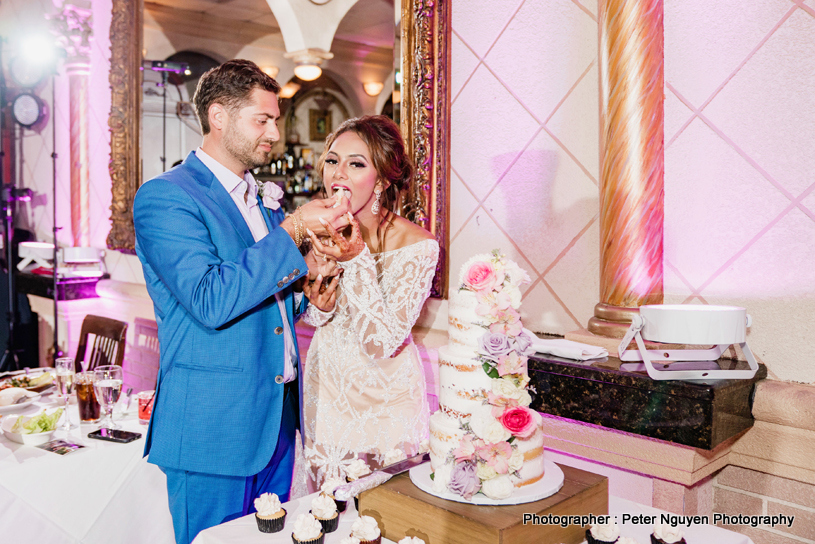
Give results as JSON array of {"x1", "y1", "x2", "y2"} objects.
[{"x1": 357, "y1": 463, "x2": 607, "y2": 544}]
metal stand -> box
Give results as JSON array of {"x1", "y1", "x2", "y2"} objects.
[{"x1": 618, "y1": 313, "x2": 759, "y2": 381}]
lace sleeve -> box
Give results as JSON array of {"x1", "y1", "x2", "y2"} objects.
[
  {"x1": 303, "y1": 303, "x2": 334, "y2": 327},
  {"x1": 338, "y1": 239, "x2": 439, "y2": 359}
]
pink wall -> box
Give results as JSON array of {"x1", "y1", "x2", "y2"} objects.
[{"x1": 450, "y1": 0, "x2": 815, "y2": 383}]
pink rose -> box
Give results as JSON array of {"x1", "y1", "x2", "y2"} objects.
[
  {"x1": 487, "y1": 392, "x2": 519, "y2": 417},
  {"x1": 500, "y1": 406, "x2": 537, "y2": 438},
  {"x1": 464, "y1": 262, "x2": 497, "y2": 291}
]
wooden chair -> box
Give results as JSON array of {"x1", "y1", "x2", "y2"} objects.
[{"x1": 74, "y1": 315, "x2": 128, "y2": 373}]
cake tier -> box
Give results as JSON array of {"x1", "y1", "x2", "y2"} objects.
[
  {"x1": 437, "y1": 345, "x2": 493, "y2": 420},
  {"x1": 428, "y1": 410, "x2": 465, "y2": 472},
  {"x1": 428, "y1": 410, "x2": 545, "y2": 489},
  {"x1": 448, "y1": 289, "x2": 489, "y2": 352}
]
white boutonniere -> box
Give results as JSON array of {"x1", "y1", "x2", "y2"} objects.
[{"x1": 257, "y1": 181, "x2": 284, "y2": 210}]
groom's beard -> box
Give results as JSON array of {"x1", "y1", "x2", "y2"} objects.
[{"x1": 223, "y1": 119, "x2": 274, "y2": 170}]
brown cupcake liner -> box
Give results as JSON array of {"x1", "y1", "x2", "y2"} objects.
[
  {"x1": 358, "y1": 537, "x2": 382, "y2": 544},
  {"x1": 256, "y1": 508, "x2": 286, "y2": 533}
]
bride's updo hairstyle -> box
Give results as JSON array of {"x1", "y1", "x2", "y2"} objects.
[{"x1": 318, "y1": 115, "x2": 413, "y2": 216}]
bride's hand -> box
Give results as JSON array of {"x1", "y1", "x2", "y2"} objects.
[
  {"x1": 304, "y1": 246, "x2": 338, "y2": 280},
  {"x1": 307, "y1": 213, "x2": 365, "y2": 262},
  {"x1": 303, "y1": 272, "x2": 340, "y2": 312}
]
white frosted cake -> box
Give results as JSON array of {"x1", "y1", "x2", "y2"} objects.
[{"x1": 428, "y1": 251, "x2": 544, "y2": 500}]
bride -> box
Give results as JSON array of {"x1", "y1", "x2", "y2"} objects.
[{"x1": 300, "y1": 115, "x2": 439, "y2": 486}]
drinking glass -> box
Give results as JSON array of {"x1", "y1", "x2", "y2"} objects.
[
  {"x1": 93, "y1": 365, "x2": 123, "y2": 430},
  {"x1": 75, "y1": 371, "x2": 101, "y2": 423},
  {"x1": 54, "y1": 357, "x2": 76, "y2": 431}
]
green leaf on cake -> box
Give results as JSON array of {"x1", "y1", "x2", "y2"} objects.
[
  {"x1": 482, "y1": 362, "x2": 499, "y2": 379},
  {"x1": 430, "y1": 472, "x2": 435, "y2": 481}
]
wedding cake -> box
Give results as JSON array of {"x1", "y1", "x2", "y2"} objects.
[{"x1": 428, "y1": 251, "x2": 545, "y2": 501}]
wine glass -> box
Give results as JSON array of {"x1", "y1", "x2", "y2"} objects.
[
  {"x1": 54, "y1": 357, "x2": 76, "y2": 431},
  {"x1": 93, "y1": 365, "x2": 123, "y2": 430}
]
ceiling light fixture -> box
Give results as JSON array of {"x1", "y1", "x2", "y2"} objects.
[
  {"x1": 278, "y1": 82, "x2": 301, "y2": 99},
  {"x1": 262, "y1": 66, "x2": 280, "y2": 79},
  {"x1": 284, "y1": 48, "x2": 333, "y2": 82},
  {"x1": 363, "y1": 82, "x2": 384, "y2": 97}
]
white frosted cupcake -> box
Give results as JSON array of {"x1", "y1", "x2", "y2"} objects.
[
  {"x1": 398, "y1": 538, "x2": 426, "y2": 544},
  {"x1": 310, "y1": 493, "x2": 339, "y2": 533},
  {"x1": 254, "y1": 493, "x2": 286, "y2": 533},
  {"x1": 291, "y1": 513, "x2": 324, "y2": 544},
  {"x1": 321, "y1": 477, "x2": 348, "y2": 513},
  {"x1": 651, "y1": 523, "x2": 686, "y2": 544},
  {"x1": 351, "y1": 515, "x2": 382, "y2": 544},
  {"x1": 345, "y1": 459, "x2": 372, "y2": 481},
  {"x1": 339, "y1": 538, "x2": 361, "y2": 544},
  {"x1": 586, "y1": 520, "x2": 620, "y2": 544}
]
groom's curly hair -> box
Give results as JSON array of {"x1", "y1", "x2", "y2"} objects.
[{"x1": 193, "y1": 59, "x2": 281, "y2": 135}]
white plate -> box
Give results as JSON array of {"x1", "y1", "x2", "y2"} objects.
[
  {"x1": 0, "y1": 389, "x2": 42, "y2": 413},
  {"x1": 409, "y1": 459, "x2": 564, "y2": 505},
  {"x1": 0, "y1": 371, "x2": 54, "y2": 392},
  {"x1": 1, "y1": 411, "x2": 57, "y2": 445}
]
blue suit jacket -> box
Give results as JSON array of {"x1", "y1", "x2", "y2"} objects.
[{"x1": 134, "y1": 151, "x2": 307, "y2": 477}]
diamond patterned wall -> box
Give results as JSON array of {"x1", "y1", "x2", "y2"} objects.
[{"x1": 451, "y1": 0, "x2": 815, "y2": 382}]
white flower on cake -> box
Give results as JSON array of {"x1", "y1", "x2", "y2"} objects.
[
  {"x1": 253, "y1": 493, "x2": 281, "y2": 517},
  {"x1": 431, "y1": 462, "x2": 452, "y2": 494},
  {"x1": 481, "y1": 474, "x2": 514, "y2": 500},
  {"x1": 321, "y1": 477, "x2": 345, "y2": 496},
  {"x1": 292, "y1": 513, "x2": 323, "y2": 541},
  {"x1": 310, "y1": 493, "x2": 337, "y2": 519},
  {"x1": 653, "y1": 523, "x2": 684, "y2": 543},
  {"x1": 508, "y1": 449, "x2": 524, "y2": 473},
  {"x1": 383, "y1": 448, "x2": 406, "y2": 466},
  {"x1": 476, "y1": 462, "x2": 498, "y2": 481},
  {"x1": 398, "y1": 538, "x2": 426, "y2": 544},
  {"x1": 351, "y1": 515, "x2": 381, "y2": 541},
  {"x1": 491, "y1": 377, "x2": 527, "y2": 401},
  {"x1": 504, "y1": 260, "x2": 531, "y2": 288},
  {"x1": 469, "y1": 405, "x2": 511, "y2": 443},
  {"x1": 345, "y1": 458, "x2": 371, "y2": 480},
  {"x1": 590, "y1": 520, "x2": 620, "y2": 542}
]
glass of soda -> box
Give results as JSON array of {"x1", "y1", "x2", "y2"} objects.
[{"x1": 75, "y1": 371, "x2": 101, "y2": 423}]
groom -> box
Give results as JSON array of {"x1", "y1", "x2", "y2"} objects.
[{"x1": 134, "y1": 60, "x2": 349, "y2": 544}]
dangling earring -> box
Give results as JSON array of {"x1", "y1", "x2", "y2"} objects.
[{"x1": 371, "y1": 188, "x2": 382, "y2": 215}]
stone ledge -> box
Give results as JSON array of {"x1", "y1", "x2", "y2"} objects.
[{"x1": 752, "y1": 380, "x2": 815, "y2": 433}]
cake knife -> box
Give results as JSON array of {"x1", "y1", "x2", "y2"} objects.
[{"x1": 332, "y1": 452, "x2": 430, "y2": 501}]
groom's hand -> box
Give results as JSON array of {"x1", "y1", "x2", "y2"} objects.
[{"x1": 280, "y1": 195, "x2": 351, "y2": 244}]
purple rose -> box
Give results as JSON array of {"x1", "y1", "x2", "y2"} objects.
[
  {"x1": 513, "y1": 329, "x2": 534, "y2": 355},
  {"x1": 448, "y1": 462, "x2": 481, "y2": 500},
  {"x1": 479, "y1": 332, "x2": 513, "y2": 360}
]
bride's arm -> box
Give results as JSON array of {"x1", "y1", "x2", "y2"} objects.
[{"x1": 338, "y1": 240, "x2": 439, "y2": 359}]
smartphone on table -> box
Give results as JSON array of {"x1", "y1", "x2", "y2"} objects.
[{"x1": 88, "y1": 428, "x2": 142, "y2": 443}]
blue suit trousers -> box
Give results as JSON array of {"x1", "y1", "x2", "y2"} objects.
[{"x1": 161, "y1": 382, "x2": 298, "y2": 544}]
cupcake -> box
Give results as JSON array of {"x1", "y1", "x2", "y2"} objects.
[
  {"x1": 350, "y1": 515, "x2": 382, "y2": 544},
  {"x1": 585, "y1": 519, "x2": 620, "y2": 544},
  {"x1": 651, "y1": 523, "x2": 686, "y2": 544},
  {"x1": 321, "y1": 477, "x2": 348, "y2": 513},
  {"x1": 310, "y1": 493, "x2": 339, "y2": 533},
  {"x1": 346, "y1": 459, "x2": 372, "y2": 481},
  {"x1": 398, "y1": 538, "x2": 426, "y2": 544},
  {"x1": 339, "y1": 538, "x2": 361, "y2": 544},
  {"x1": 254, "y1": 492, "x2": 286, "y2": 533},
  {"x1": 291, "y1": 513, "x2": 324, "y2": 544}
]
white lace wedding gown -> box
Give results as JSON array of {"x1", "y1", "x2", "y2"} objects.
[{"x1": 301, "y1": 239, "x2": 439, "y2": 486}]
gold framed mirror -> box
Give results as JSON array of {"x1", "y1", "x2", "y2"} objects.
[{"x1": 107, "y1": 0, "x2": 449, "y2": 297}]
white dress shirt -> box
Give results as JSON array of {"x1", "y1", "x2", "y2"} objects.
[{"x1": 196, "y1": 148, "x2": 298, "y2": 382}]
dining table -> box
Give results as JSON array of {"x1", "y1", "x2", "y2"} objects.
[
  {"x1": 0, "y1": 388, "x2": 175, "y2": 543},
  {"x1": 193, "y1": 490, "x2": 757, "y2": 544}
]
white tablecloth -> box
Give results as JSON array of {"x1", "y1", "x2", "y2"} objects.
[
  {"x1": 0, "y1": 396, "x2": 174, "y2": 543},
  {"x1": 194, "y1": 492, "x2": 756, "y2": 544}
]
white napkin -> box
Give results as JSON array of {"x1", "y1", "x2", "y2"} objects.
[{"x1": 529, "y1": 336, "x2": 608, "y2": 361}]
